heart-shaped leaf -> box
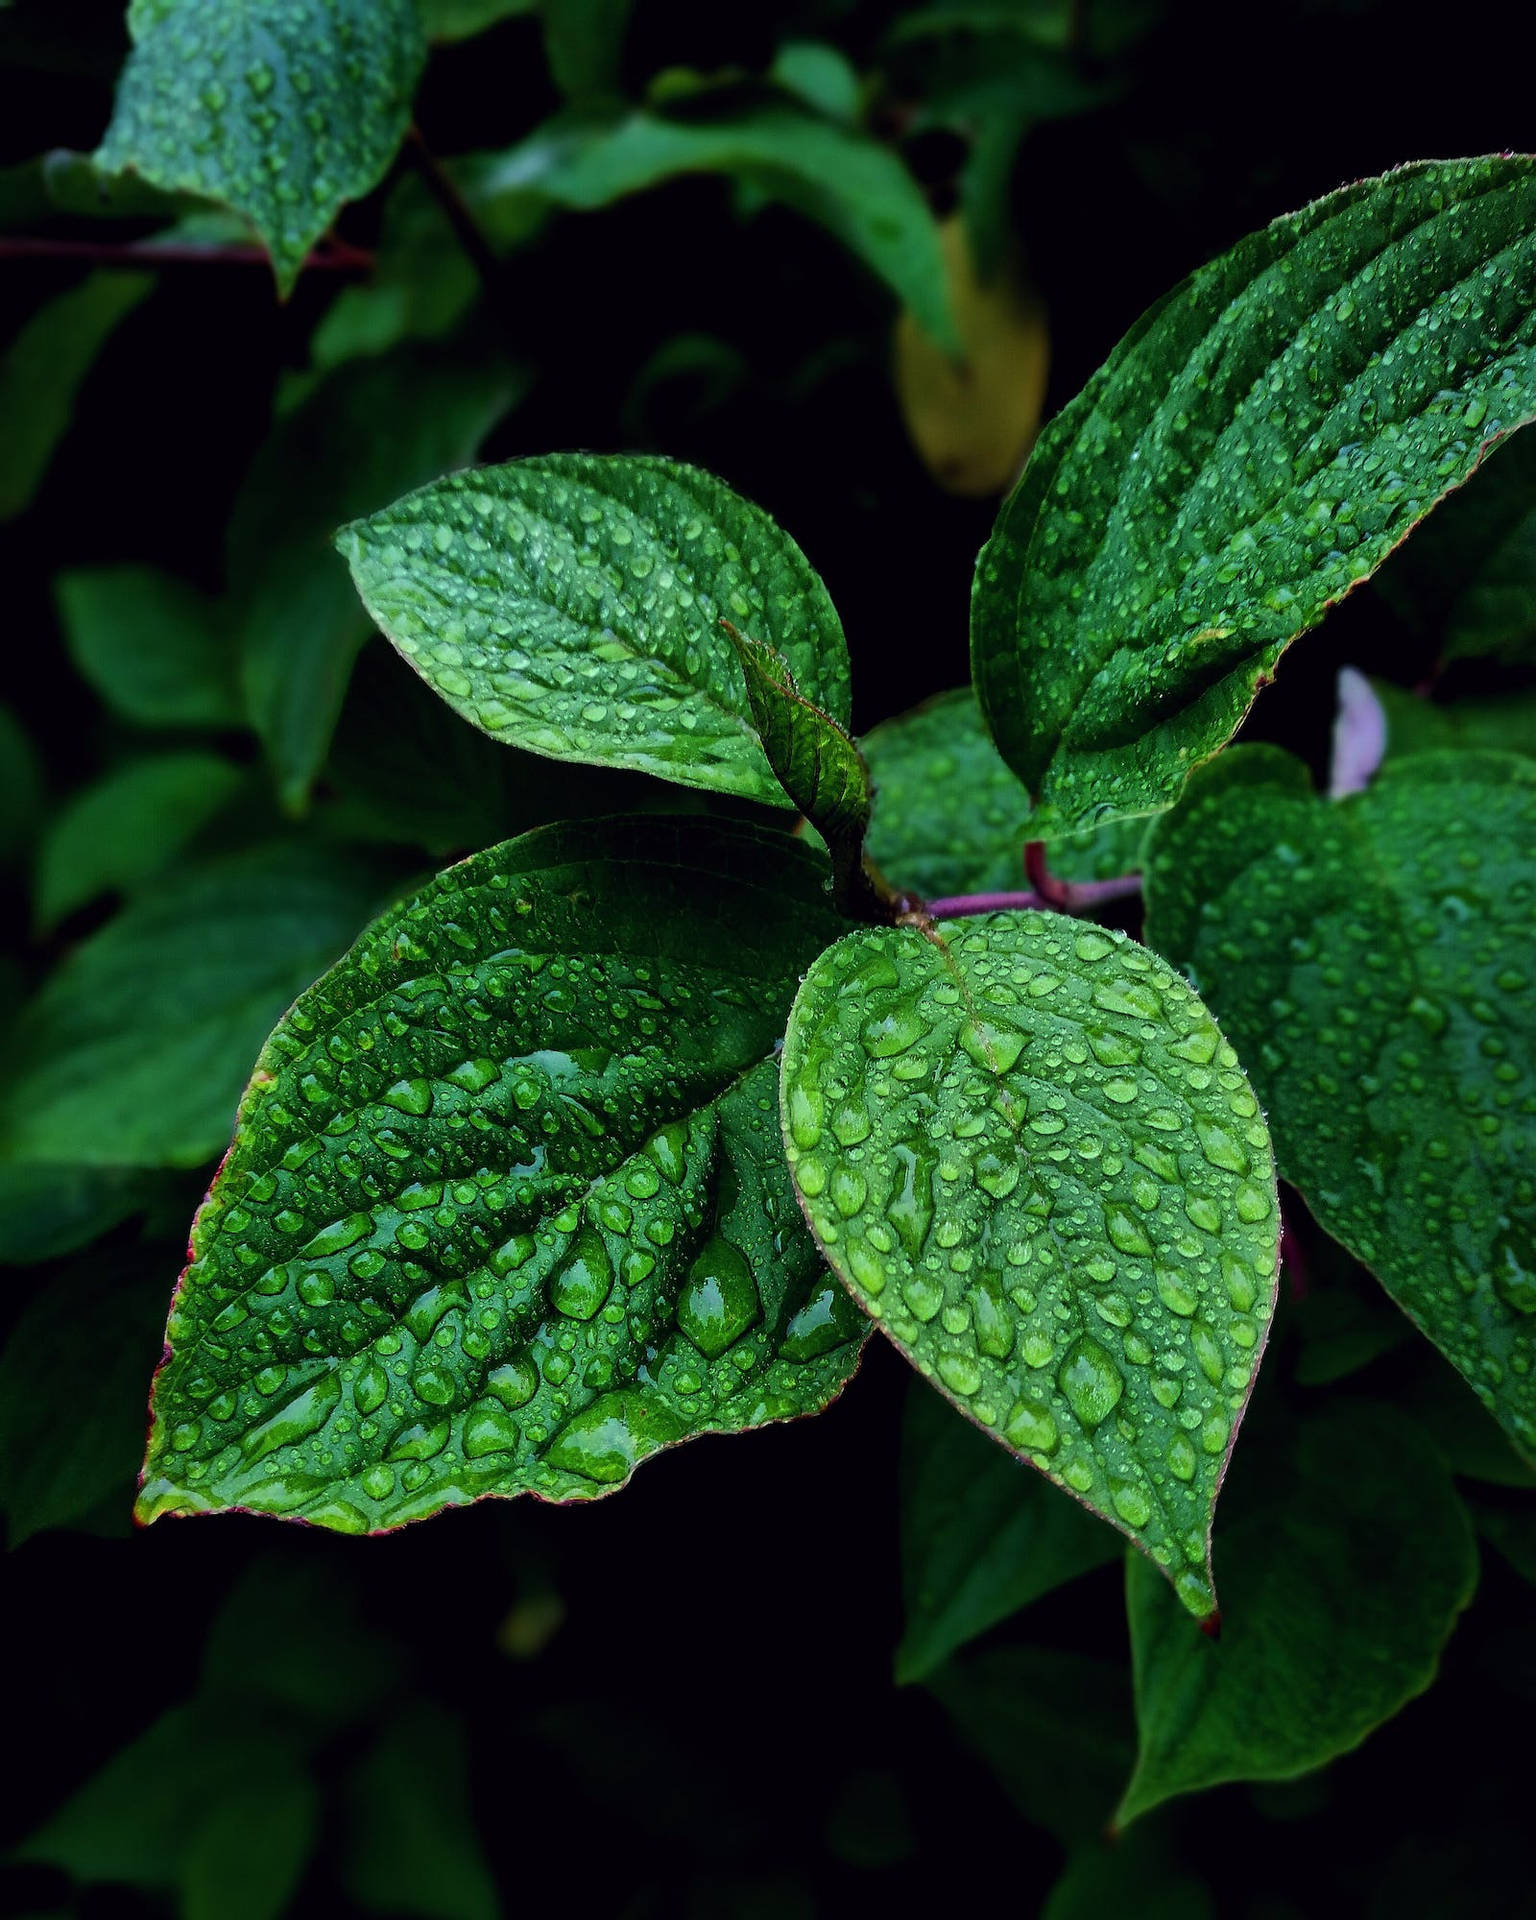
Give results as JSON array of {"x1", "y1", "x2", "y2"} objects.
[
  {"x1": 780, "y1": 912, "x2": 1280, "y2": 1615},
  {"x1": 138, "y1": 816, "x2": 866, "y2": 1533},
  {"x1": 337, "y1": 454, "x2": 851, "y2": 808},
  {"x1": 1143, "y1": 745, "x2": 1536, "y2": 1459},
  {"x1": 972, "y1": 156, "x2": 1536, "y2": 834}
]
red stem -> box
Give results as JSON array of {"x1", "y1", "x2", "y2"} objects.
[
  {"x1": 927, "y1": 889, "x2": 1047, "y2": 918},
  {"x1": 0, "y1": 233, "x2": 375, "y2": 271},
  {"x1": 1024, "y1": 839, "x2": 1142, "y2": 913}
]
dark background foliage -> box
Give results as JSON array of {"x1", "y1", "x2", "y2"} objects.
[{"x1": 3, "y1": 1, "x2": 1534, "y2": 1914}]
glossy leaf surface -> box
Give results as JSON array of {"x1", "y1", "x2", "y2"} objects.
[
  {"x1": 96, "y1": 0, "x2": 425, "y2": 296},
  {"x1": 1119, "y1": 1403, "x2": 1478, "y2": 1822},
  {"x1": 898, "y1": 1378, "x2": 1120, "y2": 1681},
  {"x1": 781, "y1": 913, "x2": 1280, "y2": 1614},
  {"x1": 138, "y1": 817, "x2": 865, "y2": 1533},
  {"x1": 1144, "y1": 747, "x2": 1536, "y2": 1457},
  {"x1": 339, "y1": 454, "x2": 850, "y2": 806},
  {"x1": 972, "y1": 156, "x2": 1536, "y2": 833}
]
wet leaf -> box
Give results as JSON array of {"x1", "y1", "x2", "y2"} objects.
[
  {"x1": 781, "y1": 912, "x2": 1280, "y2": 1615},
  {"x1": 897, "y1": 1377, "x2": 1120, "y2": 1681},
  {"x1": 137, "y1": 817, "x2": 866, "y2": 1533},
  {"x1": 1119, "y1": 1402, "x2": 1478, "y2": 1822},
  {"x1": 56, "y1": 565, "x2": 242, "y2": 728},
  {"x1": 1144, "y1": 747, "x2": 1536, "y2": 1459},
  {"x1": 96, "y1": 0, "x2": 425, "y2": 296},
  {"x1": 972, "y1": 157, "x2": 1536, "y2": 834},
  {"x1": 339, "y1": 454, "x2": 850, "y2": 807},
  {"x1": 1369, "y1": 676, "x2": 1536, "y2": 763}
]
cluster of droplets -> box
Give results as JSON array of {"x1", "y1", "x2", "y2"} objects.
[
  {"x1": 141, "y1": 835, "x2": 864, "y2": 1532},
  {"x1": 783, "y1": 914, "x2": 1280, "y2": 1611},
  {"x1": 341, "y1": 456, "x2": 849, "y2": 798}
]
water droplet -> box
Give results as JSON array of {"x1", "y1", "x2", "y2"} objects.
[
  {"x1": 1005, "y1": 1396, "x2": 1058, "y2": 1453},
  {"x1": 1057, "y1": 1334, "x2": 1124, "y2": 1428},
  {"x1": 676, "y1": 1233, "x2": 760, "y2": 1356}
]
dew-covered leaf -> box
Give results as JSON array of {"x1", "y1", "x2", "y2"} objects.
[
  {"x1": 1118, "y1": 1402, "x2": 1478, "y2": 1823},
  {"x1": 35, "y1": 751, "x2": 245, "y2": 931},
  {"x1": 56, "y1": 565, "x2": 242, "y2": 729},
  {"x1": 96, "y1": 0, "x2": 425, "y2": 296},
  {"x1": 861, "y1": 687, "x2": 1145, "y2": 900},
  {"x1": 897, "y1": 1376, "x2": 1120, "y2": 1681},
  {"x1": 1143, "y1": 746, "x2": 1536, "y2": 1458},
  {"x1": 780, "y1": 913, "x2": 1281, "y2": 1615},
  {"x1": 137, "y1": 817, "x2": 866, "y2": 1534},
  {"x1": 0, "y1": 841, "x2": 402, "y2": 1169},
  {"x1": 972, "y1": 156, "x2": 1536, "y2": 835},
  {"x1": 0, "y1": 271, "x2": 151, "y2": 520},
  {"x1": 1369, "y1": 676, "x2": 1536, "y2": 764},
  {"x1": 338, "y1": 454, "x2": 851, "y2": 807}
]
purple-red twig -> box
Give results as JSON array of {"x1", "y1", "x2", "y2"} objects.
[{"x1": 0, "y1": 233, "x2": 375, "y2": 271}]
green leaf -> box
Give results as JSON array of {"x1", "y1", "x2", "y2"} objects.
[
  {"x1": 1143, "y1": 746, "x2": 1536, "y2": 1458},
  {"x1": 338, "y1": 453, "x2": 851, "y2": 807},
  {"x1": 542, "y1": 0, "x2": 632, "y2": 103},
  {"x1": 342, "y1": 1703, "x2": 500, "y2": 1920},
  {"x1": 0, "y1": 1254, "x2": 168, "y2": 1542},
  {"x1": 1375, "y1": 425, "x2": 1536, "y2": 666},
  {"x1": 474, "y1": 107, "x2": 958, "y2": 349},
  {"x1": 0, "y1": 271, "x2": 151, "y2": 520},
  {"x1": 235, "y1": 348, "x2": 522, "y2": 811},
  {"x1": 724, "y1": 622, "x2": 871, "y2": 902},
  {"x1": 35, "y1": 751, "x2": 245, "y2": 931},
  {"x1": 861, "y1": 687, "x2": 1147, "y2": 898},
  {"x1": 926, "y1": 1644, "x2": 1134, "y2": 1844},
  {"x1": 0, "y1": 840, "x2": 400, "y2": 1169},
  {"x1": 1370, "y1": 676, "x2": 1536, "y2": 763},
  {"x1": 1043, "y1": 1830, "x2": 1215, "y2": 1920},
  {"x1": 1118, "y1": 1401, "x2": 1478, "y2": 1823},
  {"x1": 780, "y1": 912, "x2": 1280, "y2": 1616},
  {"x1": 0, "y1": 1162, "x2": 158, "y2": 1266},
  {"x1": 96, "y1": 0, "x2": 425, "y2": 297},
  {"x1": 897, "y1": 1376, "x2": 1121, "y2": 1681},
  {"x1": 57, "y1": 564, "x2": 242, "y2": 728},
  {"x1": 972, "y1": 156, "x2": 1536, "y2": 835},
  {"x1": 137, "y1": 816, "x2": 866, "y2": 1533},
  {"x1": 769, "y1": 42, "x2": 861, "y2": 123},
  {"x1": 421, "y1": 0, "x2": 536, "y2": 40},
  {"x1": 182, "y1": 1771, "x2": 320, "y2": 1920}
]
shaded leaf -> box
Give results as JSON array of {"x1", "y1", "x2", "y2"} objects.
[
  {"x1": 769, "y1": 42, "x2": 860, "y2": 123},
  {"x1": 181, "y1": 1771, "x2": 320, "y2": 1920},
  {"x1": 781, "y1": 912, "x2": 1280, "y2": 1615},
  {"x1": 96, "y1": 0, "x2": 425, "y2": 296},
  {"x1": 972, "y1": 157, "x2": 1536, "y2": 834},
  {"x1": 0, "y1": 839, "x2": 401, "y2": 1168},
  {"x1": 339, "y1": 453, "x2": 850, "y2": 807},
  {"x1": 1144, "y1": 747, "x2": 1536, "y2": 1458},
  {"x1": 897, "y1": 1376, "x2": 1120, "y2": 1682},
  {"x1": 542, "y1": 0, "x2": 631, "y2": 103},
  {"x1": 137, "y1": 817, "x2": 865, "y2": 1533},
  {"x1": 1043, "y1": 1827, "x2": 1215, "y2": 1920},
  {"x1": 421, "y1": 0, "x2": 536, "y2": 39},
  {"x1": 0, "y1": 1162, "x2": 158, "y2": 1266},
  {"x1": 57, "y1": 564, "x2": 242, "y2": 728},
  {"x1": 1370, "y1": 675, "x2": 1536, "y2": 763},
  {"x1": 1118, "y1": 1402, "x2": 1478, "y2": 1822}
]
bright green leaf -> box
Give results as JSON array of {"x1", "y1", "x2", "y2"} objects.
[
  {"x1": 57, "y1": 565, "x2": 242, "y2": 728},
  {"x1": 1143, "y1": 746, "x2": 1536, "y2": 1459},
  {"x1": 780, "y1": 912, "x2": 1280, "y2": 1615},
  {"x1": 1370, "y1": 676, "x2": 1536, "y2": 763},
  {"x1": 0, "y1": 840, "x2": 401, "y2": 1169},
  {"x1": 897, "y1": 1376, "x2": 1121, "y2": 1682},
  {"x1": 0, "y1": 271, "x2": 151, "y2": 520},
  {"x1": 137, "y1": 816, "x2": 865, "y2": 1534},
  {"x1": 972, "y1": 157, "x2": 1536, "y2": 834},
  {"x1": 235, "y1": 348, "x2": 522, "y2": 811},
  {"x1": 1118, "y1": 1402, "x2": 1478, "y2": 1823},
  {"x1": 35, "y1": 751, "x2": 245, "y2": 931},
  {"x1": 338, "y1": 453, "x2": 850, "y2": 806},
  {"x1": 96, "y1": 0, "x2": 425, "y2": 296}
]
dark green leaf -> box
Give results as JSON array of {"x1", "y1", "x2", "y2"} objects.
[
  {"x1": 338, "y1": 454, "x2": 850, "y2": 807},
  {"x1": 0, "y1": 271, "x2": 151, "y2": 520},
  {"x1": 0, "y1": 840, "x2": 400, "y2": 1168},
  {"x1": 542, "y1": 0, "x2": 632, "y2": 103},
  {"x1": 137, "y1": 817, "x2": 865, "y2": 1533},
  {"x1": 421, "y1": 0, "x2": 536, "y2": 40},
  {"x1": 57, "y1": 564, "x2": 242, "y2": 728},
  {"x1": 926, "y1": 1644, "x2": 1134, "y2": 1844},
  {"x1": 1143, "y1": 747, "x2": 1536, "y2": 1459},
  {"x1": 234, "y1": 348, "x2": 521, "y2": 811},
  {"x1": 96, "y1": 0, "x2": 425, "y2": 296},
  {"x1": 1394, "y1": 1350, "x2": 1536, "y2": 1488},
  {"x1": 181, "y1": 1771, "x2": 320, "y2": 1920},
  {"x1": 0, "y1": 1255, "x2": 168, "y2": 1542},
  {"x1": 1043, "y1": 1829, "x2": 1215, "y2": 1920},
  {"x1": 1370, "y1": 676, "x2": 1536, "y2": 763},
  {"x1": 1118, "y1": 1402, "x2": 1478, "y2": 1823},
  {"x1": 972, "y1": 157, "x2": 1536, "y2": 834},
  {"x1": 35, "y1": 751, "x2": 245, "y2": 931},
  {"x1": 897, "y1": 1377, "x2": 1120, "y2": 1681},
  {"x1": 1471, "y1": 1491, "x2": 1536, "y2": 1583},
  {"x1": 0, "y1": 1162, "x2": 157, "y2": 1266},
  {"x1": 781, "y1": 913, "x2": 1280, "y2": 1615}
]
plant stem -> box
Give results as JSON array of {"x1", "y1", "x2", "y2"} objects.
[
  {"x1": 0, "y1": 234, "x2": 374, "y2": 271},
  {"x1": 1025, "y1": 838, "x2": 1142, "y2": 913},
  {"x1": 926, "y1": 889, "x2": 1047, "y2": 918}
]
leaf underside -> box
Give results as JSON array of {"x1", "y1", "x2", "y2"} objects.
[
  {"x1": 139, "y1": 817, "x2": 867, "y2": 1534},
  {"x1": 972, "y1": 155, "x2": 1536, "y2": 834},
  {"x1": 780, "y1": 912, "x2": 1281, "y2": 1616},
  {"x1": 1144, "y1": 746, "x2": 1536, "y2": 1459},
  {"x1": 337, "y1": 453, "x2": 851, "y2": 808}
]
